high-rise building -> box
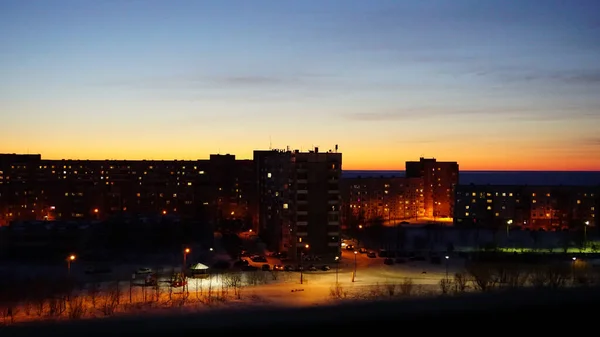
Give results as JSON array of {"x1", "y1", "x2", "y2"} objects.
[
  {"x1": 254, "y1": 149, "x2": 293, "y2": 251},
  {"x1": 405, "y1": 158, "x2": 459, "y2": 219},
  {"x1": 255, "y1": 147, "x2": 342, "y2": 259}
]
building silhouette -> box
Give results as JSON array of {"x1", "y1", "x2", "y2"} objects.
[
  {"x1": 0, "y1": 153, "x2": 255, "y2": 227},
  {"x1": 255, "y1": 147, "x2": 342, "y2": 259},
  {"x1": 454, "y1": 184, "x2": 598, "y2": 230},
  {"x1": 406, "y1": 158, "x2": 459, "y2": 219}
]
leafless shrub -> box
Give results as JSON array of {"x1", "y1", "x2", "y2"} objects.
[
  {"x1": 384, "y1": 283, "x2": 396, "y2": 297},
  {"x1": 504, "y1": 267, "x2": 529, "y2": 289},
  {"x1": 368, "y1": 283, "x2": 384, "y2": 298},
  {"x1": 67, "y1": 295, "x2": 87, "y2": 320},
  {"x1": 329, "y1": 283, "x2": 348, "y2": 300},
  {"x1": 439, "y1": 278, "x2": 453, "y2": 295},
  {"x1": 100, "y1": 282, "x2": 121, "y2": 316},
  {"x1": 224, "y1": 273, "x2": 244, "y2": 299},
  {"x1": 546, "y1": 266, "x2": 569, "y2": 288},
  {"x1": 453, "y1": 273, "x2": 469, "y2": 293},
  {"x1": 87, "y1": 282, "x2": 100, "y2": 308},
  {"x1": 529, "y1": 268, "x2": 549, "y2": 288},
  {"x1": 246, "y1": 271, "x2": 268, "y2": 286},
  {"x1": 467, "y1": 263, "x2": 496, "y2": 292},
  {"x1": 399, "y1": 278, "x2": 414, "y2": 296},
  {"x1": 46, "y1": 297, "x2": 66, "y2": 317}
]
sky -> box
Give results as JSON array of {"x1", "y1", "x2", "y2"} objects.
[{"x1": 1, "y1": 0, "x2": 600, "y2": 171}]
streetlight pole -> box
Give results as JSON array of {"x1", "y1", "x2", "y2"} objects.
[
  {"x1": 183, "y1": 248, "x2": 190, "y2": 273},
  {"x1": 67, "y1": 254, "x2": 76, "y2": 276},
  {"x1": 352, "y1": 251, "x2": 357, "y2": 282},
  {"x1": 445, "y1": 255, "x2": 449, "y2": 281},
  {"x1": 300, "y1": 244, "x2": 309, "y2": 285},
  {"x1": 506, "y1": 220, "x2": 513, "y2": 238},
  {"x1": 335, "y1": 256, "x2": 339, "y2": 284},
  {"x1": 584, "y1": 221, "x2": 590, "y2": 247}
]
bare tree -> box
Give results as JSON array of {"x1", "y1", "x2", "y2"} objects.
[
  {"x1": 467, "y1": 263, "x2": 496, "y2": 292},
  {"x1": 384, "y1": 283, "x2": 397, "y2": 297},
  {"x1": 399, "y1": 278, "x2": 414, "y2": 296},
  {"x1": 67, "y1": 295, "x2": 87, "y2": 320},
  {"x1": 439, "y1": 278, "x2": 453, "y2": 295},
  {"x1": 504, "y1": 266, "x2": 529, "y2": 289},
  {"x1": 329, "y1": 283, "x2": 347, "y2": 300},
  {"x1": 87, "y1": 282, "x2": 100, "y2": 309},
  {"x1": 100, "y1": 282, "x2": 121, "y2": 316},
  {"x1": 453, "y1": 273, "x2": 469, "y2": 293},
  {"x1": 223, "y1": 273, "x2": 243, "y2": 299}
]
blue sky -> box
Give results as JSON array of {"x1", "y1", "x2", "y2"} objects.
[{"x1": 1, "y1": 0, "x2": 599, "y2": 169}]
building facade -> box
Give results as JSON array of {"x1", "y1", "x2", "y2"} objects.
[
  {"x1": 405, "y1": 158, "x2": 459, "y2": 219},
  {"x1": 341, "y1": 176, "x2": 424, "y2": 226},
  {"x1": 454, "y1": 184, "x2": 598, "y2": 230},
  {"x1": 0, "y1": 153, "x2": 255, "y2": 226},
  {"x1": 255, "y1": 148, "x2": 342, "y2": 259}
]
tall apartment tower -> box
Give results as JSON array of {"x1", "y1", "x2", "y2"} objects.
[
  {"x1": 405, "y1": 158, "x2": 459, "y2": 219},
  {"x1": 254, "y1": 147, "x2": 342, "y2": 259}
]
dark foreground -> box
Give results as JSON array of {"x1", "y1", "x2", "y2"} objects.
[{"x1": 3, "y1": 287, "x2": 595, "y2": 336}]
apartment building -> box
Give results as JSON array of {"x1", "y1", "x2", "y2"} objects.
[
  {"x1": 0, "y1": 153, "x2": 255, "y2": 226},
  {"x1": 341, "y1": 176, "x2": 424, "y2": 225},
  {"x1": 255, "y1": 147, "x2": 342, "y2": 259},
  {"x1": 405, "y1": 158, "x2": 459, "y2": 219},
  {"x1": 454, "y1": 184, "x2": 598, "y2": 230}
]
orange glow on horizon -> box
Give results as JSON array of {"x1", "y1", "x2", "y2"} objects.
[{"x1": 2, "y1": 143, "x2": 598, "y2": 171}]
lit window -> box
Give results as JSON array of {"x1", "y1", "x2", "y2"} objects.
[
  {"x1": 267, "y1": 172, "x2": 272, "y2": 178},
  {"x1": 283, "y1": 203, "x2": 288, "y2": 209},
  {"x1": 465, "y1": 212, "x2": 469, "y2": 216}
]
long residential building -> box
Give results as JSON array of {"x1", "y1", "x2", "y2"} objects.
[
  {"x1": 454, "y1": 184, "x2": 599, "y2": 230},
  {"x1": 0, "y1": 153, "x2": 256, "y2": 226},
  {"x1": 341, "y1": 157, "x2": 458, "y2": 226}
]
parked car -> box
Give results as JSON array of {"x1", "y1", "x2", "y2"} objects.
[
  {"x1": 308, "y1": 265, "x2": 317, "y2": 271},
  {"x1": 135, "y1": 267, "x2": 152, "y2": 274},
  {"x1": 384, "y1": 258, "x2": 394, "y2": 265},
  {"x1": 321, "y1": 265, "x2": 331, "y2": 271},
  {"x1": 367, "y1": 252, "x2": 377, "y2": 258},
  {"x1": 261, "y1": 264, "x2": 271, "y2": 271},
  {"x1": 273, "y1": 264, "x2": 284, "y2": 271},
  {"x1": 284, "y1": 265, "x2": 294, "y2": 271}
]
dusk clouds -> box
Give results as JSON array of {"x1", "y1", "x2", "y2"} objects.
[{"x1": 0, "y1": 0, "x2": 599, "y2": 169}]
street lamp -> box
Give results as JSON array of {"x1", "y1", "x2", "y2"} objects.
[
  {"x1": 352, "y1": 251, "x2": 358, "y2": 282},
  {"x1": 67, "y1": 254, "x2": 76, "y2": 275},
  {"x1": 183, "y1": 248, "x2": 190, "y2": 272},
  {"x1": 445, "y1": 255, "x2": 450, "y2": 280},
  {"x1": 506, "y1": 220, "x2": 513, "y2": 238},
  {"x1": 584, "y1": 221, "x2": 590, "y2": 245},
  {"x1": 300, "y1": 244, "x2": 309, "y2": 285},
  {"x1": 335, "y1": 256, "x2": 340, "y2": 284},
  {"x1": 209, "y1": 247, "x2": 214, "y2": 252}
]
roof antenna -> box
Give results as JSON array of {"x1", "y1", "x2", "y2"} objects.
[{"x1": 269, "y1": 136, "x2": 272, "y2": 150}]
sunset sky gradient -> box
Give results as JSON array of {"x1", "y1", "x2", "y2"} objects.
[{"x1": 1, "y1": 0, "x2": 599, "y2": 170}]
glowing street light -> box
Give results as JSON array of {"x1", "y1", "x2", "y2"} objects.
[
  {"x1": 67, "y1": 254, "x2": 76, "y2": 275},
  {"x1": 162, "y1": 210, "x2": 167, "y2": 215},
  {"x1": 93, "y1": 208, "x2": 99, "y2": 213},
  {"x1": 183, "y1": 248, "x2": 190, "y2": 272}
]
